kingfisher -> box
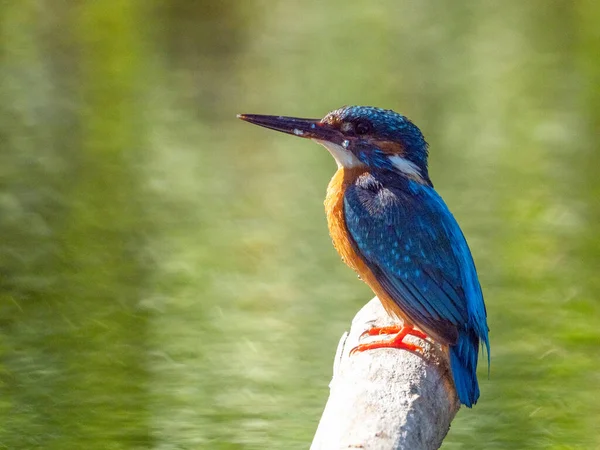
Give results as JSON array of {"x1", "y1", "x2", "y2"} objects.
[{"x1": 238, "y1": 106, "x2": 490, "y2": 407}]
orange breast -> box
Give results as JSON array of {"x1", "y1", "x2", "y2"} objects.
[{"x1": 324, "y1": 168, "x2": 410, "y2": 323}]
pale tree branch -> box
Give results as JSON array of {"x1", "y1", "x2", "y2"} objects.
[{"x1": 311, "y1": 297, "x2": 460, "y2": 450}]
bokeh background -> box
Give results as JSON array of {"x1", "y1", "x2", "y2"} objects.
[{"x1": 1, "y1": 1, "x2": 599, "y2": 449}]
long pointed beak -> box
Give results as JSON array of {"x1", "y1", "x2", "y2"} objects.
[{"x1": 237, "y1": 113, "x2": 340, "y2": 143}]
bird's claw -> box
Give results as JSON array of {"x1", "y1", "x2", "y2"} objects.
[
  {"x1": 359, "y1": 325, "x2": 427, "y2": 340},
  {"x1": 351, "y1": 325, "x2": 427, "y2": 356},
  {"x1": 350, "y1": 340, "x2": 422, "y2": 356}
]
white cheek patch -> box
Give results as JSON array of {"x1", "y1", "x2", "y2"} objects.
[
  {"x1": 313, "y1": 139, "x2": 362, "y2": 168},
  {"x1": 388, "y1": 155, "x2": 422, "y2": 177}
]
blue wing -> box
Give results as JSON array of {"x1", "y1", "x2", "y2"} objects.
[{"x1": 343, "y1": 171, "x2": 489, "y2": 349}]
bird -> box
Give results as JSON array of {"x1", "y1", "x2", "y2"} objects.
[{"x1": 237, "y1": 106, "x2": 489, "y2": 407}]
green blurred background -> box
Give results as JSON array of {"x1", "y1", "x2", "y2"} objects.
[{"x1": 1, "y1": 1, "x2": 599, "y2": 449}]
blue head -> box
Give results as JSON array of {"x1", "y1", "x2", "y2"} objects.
[{"x1": 238, "y1": 106, "x2": 431, "y2": 184}]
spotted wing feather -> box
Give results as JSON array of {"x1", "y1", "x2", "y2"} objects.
[{"x1": 343, "y1": 171, "x2": 488, "y2": 350}]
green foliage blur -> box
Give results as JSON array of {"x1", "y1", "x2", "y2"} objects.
[{"x1": 1, "y1": 1, "x2": 599, "y2": 449}]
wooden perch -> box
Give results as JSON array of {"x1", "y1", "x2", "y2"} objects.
[{"x1": 311, "y1": 297, "x2": 460, "y2": 450}]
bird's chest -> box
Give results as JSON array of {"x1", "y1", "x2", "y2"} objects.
[
  {"x1": 324, "y1": 168, "x2": 410, "y2": 321},
  {"x1": 324, "y1": 168, "x2": 365, "y2": 271}
]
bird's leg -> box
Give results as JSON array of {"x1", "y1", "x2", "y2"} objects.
[{"x1": 350, "y1": 324, "x2": 428, "y2": 355}]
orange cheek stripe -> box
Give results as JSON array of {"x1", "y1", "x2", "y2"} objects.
[{"x1": 369, "y1": 139, "x2": 406, "y2": 156}]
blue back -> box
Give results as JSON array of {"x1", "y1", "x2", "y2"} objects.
[{"x1": 343, "y1": 170, "x2": 489, "y2": 406}]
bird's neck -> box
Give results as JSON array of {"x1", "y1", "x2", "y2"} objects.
[
  {"x1": 325, "y1": 167, "x2": 364, "y2": 213},
  {"x1": 324, "y1": 167, "x2": 365, "y2": 268}
]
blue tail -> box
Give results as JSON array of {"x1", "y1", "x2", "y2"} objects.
[{"x1": 449, "y1": 329, "x2": 481, "y2": 408}]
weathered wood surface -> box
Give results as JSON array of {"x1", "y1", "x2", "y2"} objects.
[{"x1": 311, "y1": 297, "x2": 460, "y2": 450}]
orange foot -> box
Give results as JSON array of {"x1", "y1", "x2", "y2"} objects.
[{"x1": 350, "y1": 325, "x2": 428, "y2": 355}]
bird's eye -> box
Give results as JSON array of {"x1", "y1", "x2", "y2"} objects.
[{"x1": 355, "y1": 120, "x2": 371, "y2": 135}]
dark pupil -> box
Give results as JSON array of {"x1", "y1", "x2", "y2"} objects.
[{"x1": 355, "y1": 121, "x2": 370, "y2": 135}]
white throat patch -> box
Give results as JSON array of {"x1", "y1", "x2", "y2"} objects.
[{"x1": 313, "y1": 139, "x2": 362, "y2": 168}]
